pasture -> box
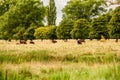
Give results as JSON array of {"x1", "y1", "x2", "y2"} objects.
[{"x1": 0, "y1": 39, "x2": 120, "y2": 80}]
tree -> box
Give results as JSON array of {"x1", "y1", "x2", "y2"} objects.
[
  {"x1": 56, "y1": 19, "x2": 74, "y2": 40},
  {"x1": 47, "y1": 0, "x2": 56, "y2": 25},
  {"x1": 0, "y1": 0, "x2": 17, "y2": 16},
  {"x1": 47, "y1": 26, "x2": 57, "y2": 40},
  {"x1": 62, "y1": 0, "x2": 107, "y2": 21},
  {"x1": 23, "y1": 24, "x2": 37, "y2": 40},
  {"x1": 34, "y1": 27, "x2": 48, "y2": 40},
  {"x1": 34, "y1": 26, "x2": 57, "y2": 40},
  {"x1": 71, "y1": 19, "x2": 90, "y2": 39},
  {"x1": 0, "y1": 0, "x2": 46, "y2": 40},
  {"x1": 109, "y1": 6, "x2": 120, "y2": 42},
  {"x1": 89, "y1": 13, "x2": 111, "y2": 39}
]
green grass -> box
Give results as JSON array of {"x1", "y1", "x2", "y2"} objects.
[
  {"x1": 0, "y1": 50, "x2": 53, "y2": 64},
  {"x1": 0, "y1": 49, "x2": 119, "y2": 64},
  {"x1": 0, "y1": 39, "x2": 120, "y2": 80},
  {"x1": 0, "y1": 64, "x2": 120, "y2": 80}
]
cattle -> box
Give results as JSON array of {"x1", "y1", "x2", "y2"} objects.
[
  {"x1": 20, "y1": 40, "x2": 27, "y2": 44},
  {"x1": 30, "y1": 40, "x2": 35, "y2": 44},
  {"x1": 51, "y1": 40, "x2": 57, "y2": 43},
  {"x1": 77, "y1": 39, "x2": 85, "y2": 44}
]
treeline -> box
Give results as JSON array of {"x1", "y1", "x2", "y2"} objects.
[{"x1": 0, "y1": 0, "x2": 120, "y2": 42}]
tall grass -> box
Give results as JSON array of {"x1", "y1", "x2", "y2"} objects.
[
  {"x1": 0, "y1": 39, "x2": 120, "y2": 80},
  {"x1": 0, "y1": 49, "x2": 119, "y2": 64},
  {"x1": 0, "y1": 64, "x2": 120, "y2": 80},
  {"x1": 0, "y1": 50, "x2": 53, "y2": 64}
]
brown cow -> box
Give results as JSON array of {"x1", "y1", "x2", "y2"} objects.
[
  {"x1": 77, "y1": 39, "x2": 85, "y2": 44},
  {"x1": 51, "y1": 40, "x2": 57, "y2": 43},
  {"x1": 30, "y1": 40, "x2": 35, "y2": 44},
  {"x1": 20, "y1": 40, "x2": 27, "y2": 44}
]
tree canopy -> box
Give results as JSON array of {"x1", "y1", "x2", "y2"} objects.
[
  {"x1": 109, "y1": 6, "x2": 120, "y2": 42},
  {"x1": 47, "y1": 0, "x2": 56, "y2": 25},
  {"x1": 56, "y1": 19, "x2": 74, "y2": 39},
  {"x1": 0, "y1": 0, "x2": 119, "y2": 41},
  {"x1": 71, "y1": 19, "x2": 90, "y2": 39},
  {"x1": 89, "y1": 13, "x2": 111, "y2": 39},
  {"x1": 0, "y1": 0, "x2": 45, "y2": 40},
  {"x1": 62, "y1": 0, "x2": 107, "y2": 21}
]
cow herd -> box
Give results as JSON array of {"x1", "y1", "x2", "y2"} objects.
[
  {"x1": 16, "y1": 40, "x2": 34, "y2": 44},
  {"x1": 16, "y1": 39, "x2": 85, "y2": 45}
]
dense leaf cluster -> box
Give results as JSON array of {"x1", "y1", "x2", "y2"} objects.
[
  {"x1": 0, "y1": 0, "x2": 45, "y2": 40},
  {"x1": 0, "y1": 0, "x2": 120, "y2": 42}
]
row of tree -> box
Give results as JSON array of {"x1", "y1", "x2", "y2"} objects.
[{"x1": 0, "y1": 0, "x2": 120, "y2": 42}]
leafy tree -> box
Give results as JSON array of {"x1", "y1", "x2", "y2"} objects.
[
  {"x1": 13, "y1": 25, "x2": 26, "y2": 40},
  {"x1": 34, "y1": 26, "x2": 57, "y2": 40},
  {"x1": 56, "y1": 19, "x2": 74, "y2": 40},
  {"x1": 34, "y1": 27, "x2": 48, "y2": 39},
  {"x1": 47, "y1": 0, "x2": 56, "y2": 25},
  {"x1": 71, "y1": 19, "x2": 90, "y2": 39},
  {"x1": 0, "y1": 0, "x2": 17, "y2": 40},
  {"x1": 89, "y1": 13, "x2": 111, "y2": 39},
  {"x1": 109, "y1": 6, "x2": 120, "y2": 42},
  {"x1": 0, "y1": 0, "x2": 17, "y2": 16},
  {"x1": 0, "y1": 0, "x2": 45, "y2": 40},
  {"x1": 23, "y1": 24, "x2": 37, "y2": 40},
  {"x1": 47, "y1": 26, "x2": 57, "y2": 40},
  {"x1": 62, "y1": 0, "x2": 107, "y2": 21}
]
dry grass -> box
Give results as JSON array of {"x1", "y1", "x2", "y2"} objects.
[
  {"x1": 0, "y1": 39, "x2": 120, "y2": 80},
  {"x1": 0, "y1": 39, "x2": 120, "y2": 55},
  {"x1": 0, "y1": 39, "x2": 120, "y2": 67}
]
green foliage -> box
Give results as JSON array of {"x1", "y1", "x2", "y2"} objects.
[
  {"x1": 34, "y1": 27, "x2": 48, "y2": 39},
  {"x1": 23, "y1": 24, "x2": 37, "y2": 40},
  {"x1": 13, "y1": 25, "x2": 26, "y2": 40},
  {"x1": 34, "y1": 26, "x2": 57, "y2": 40},
  {"x1": 90, "y1": 14, "x2": 111, "y2": 39},
  {"x1": 109, "y1": 6, "x2": 120, "y2": 40},
  {"x1": 71, "y1": 19, "x2": 90, "y2": 39},
  {"x1": 62, "y1": 0, "x2": 107, "y2": 21},
  {"x1": 0, "y1": 0, "x2": 16, "y2": 16},
  {"x1": 0, "y1": 0, "x2": 45, "y2": 40},
  {"x1": 47, "y1": 0, "x2": 56, "y2": 25},
  {"x1": 56, "y1": 19, "x2": 74, "y2": 39},
  {"x1": 47, "y1": 26, "x2": 57, "y2": 40}
]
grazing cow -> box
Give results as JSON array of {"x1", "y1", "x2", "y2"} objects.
[
  {"x1": 20, "y1": 40, "x2": 27, "y2": 44},
  {"x1": 51, "y1": 40, "x2": 57, "y2": 43},
  {"x1": 30, "y1": 40, "x2": 35, "y2": 44},
  {"x1": 77, "y1": 39, "x2": 85, "y2": 44},
  {"x1": 77, "y1": 39, "x2": 82, "y2": 44}
]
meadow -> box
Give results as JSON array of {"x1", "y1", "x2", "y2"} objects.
[{"x1": 0, "y1": 39, "x2": 120, "y2": 80}]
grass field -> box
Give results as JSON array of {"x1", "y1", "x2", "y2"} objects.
[{"x1": 0, "y1": 39, "x2": 120, "y2": 80}]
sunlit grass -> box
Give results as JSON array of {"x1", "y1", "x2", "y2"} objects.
[{"x1": 0, "y1": 39, "x2": 120, "y2": 80}]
